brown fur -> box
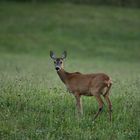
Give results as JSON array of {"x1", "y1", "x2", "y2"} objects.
[
  {"x1": 58, "y1": 70, "x2": 111, "y2": 96},
  {"x1": 50, "y1": 51, "x2": 112, "y2": 121}
]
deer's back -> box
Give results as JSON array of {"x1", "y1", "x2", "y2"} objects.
[{"x1": 66, "y1": 72, "x2": 111, "y2": 95}]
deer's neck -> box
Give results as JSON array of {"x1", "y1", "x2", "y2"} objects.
[{"x1": 57, "y1": 69, "x2": 68, "y2": 84}]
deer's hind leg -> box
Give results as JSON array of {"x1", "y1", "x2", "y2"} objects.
[
  {"x1": 90, "y1": 85, "x2": 104, "y2": 120},
  {"x1": 103, "y1": 86, "x2": 112, "y2": 121},
  {"x1": 103, "y1": 94, "x2": 112, "y2": 121},
  {"x1": 93, "y1": 95, "x2": 104, "y2": 120}
]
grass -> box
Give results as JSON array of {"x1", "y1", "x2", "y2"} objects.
[{"x1": 0, "y1": 2, "x2": 140, "y2": 140}]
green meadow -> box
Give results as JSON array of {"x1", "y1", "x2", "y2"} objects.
[{"x1": 0, "y1": 2, "x2": 140, "y2": 140}]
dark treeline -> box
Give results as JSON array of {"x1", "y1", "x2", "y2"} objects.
[{"x1": 1, "y1": 0, "x2": 140, "y2": 8}]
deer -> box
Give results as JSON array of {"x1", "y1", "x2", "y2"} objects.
[{"x1": 50, "y1": 51, "x2": 112, "y2": 121}]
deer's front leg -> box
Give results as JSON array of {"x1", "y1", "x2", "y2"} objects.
[{"x1": 75, "y1": 94, "x2": 83, "y2": 116}]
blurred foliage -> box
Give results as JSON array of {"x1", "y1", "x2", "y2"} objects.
[
  {"x1": 0, "y1": 0, "x2": 140, "y2": 8},
  {"x1": 0, "y1": 3, "x2": 140, "y2": 62}
]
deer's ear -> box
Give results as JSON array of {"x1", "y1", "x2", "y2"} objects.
[
  {"x1": 62, "y1": 51, "x2": 67, "y2": 59},
  {"x1": 50, "y1": 51, "x2": 56, "y2": 60}
]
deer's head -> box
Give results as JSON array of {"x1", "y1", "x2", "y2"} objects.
[{"x1": 50, "y1": 51, "x2": 67, "y2": 71}]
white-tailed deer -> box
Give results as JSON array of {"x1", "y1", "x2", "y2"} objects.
[{"x1": 50, "y1": 51, "x2": 112, "y2": 121}]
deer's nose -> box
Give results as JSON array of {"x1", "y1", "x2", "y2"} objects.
[{"x1": 55, "y1": 67, "x2": 60, "y2": 71}]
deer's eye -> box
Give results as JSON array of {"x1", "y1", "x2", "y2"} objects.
[{"x1": 60, "y1": 61, "x2": 62, "y2": 64}]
